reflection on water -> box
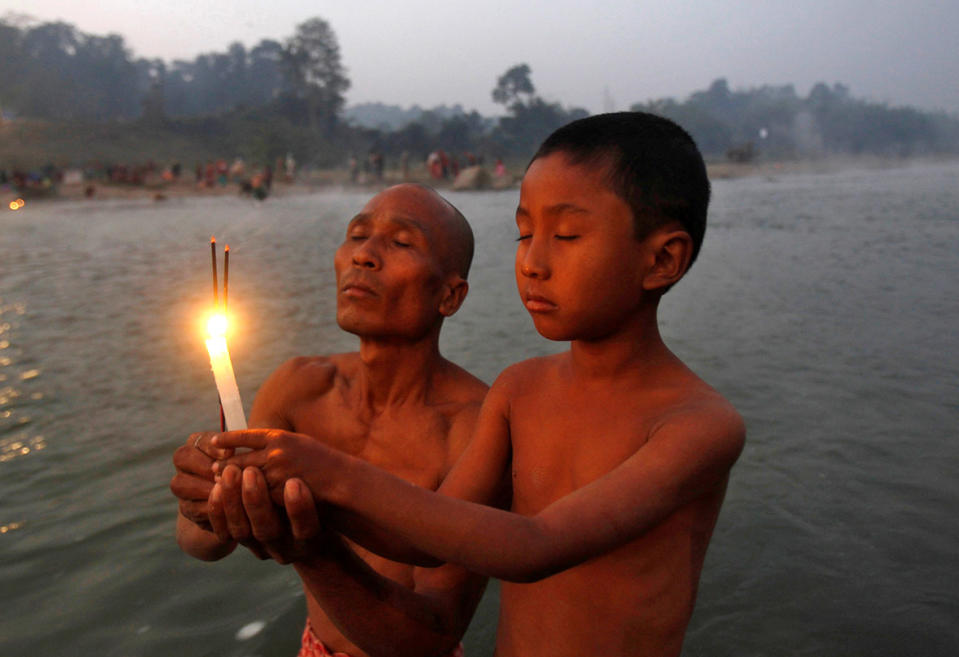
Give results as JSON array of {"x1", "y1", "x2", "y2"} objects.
[
  {"x1": 0, "y1": 434, "x2": 47, "y2": 462},
  {"x1": 0, "y1": 298, "x2": 46, "y2": 466}
]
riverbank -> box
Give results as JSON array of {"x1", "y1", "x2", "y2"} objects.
[{"x1": 4, "y1": 155, "x2": 955, "y2": 206}]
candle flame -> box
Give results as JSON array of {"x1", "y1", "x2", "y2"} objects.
[{"x1": 206, "y1": 312, "x2": 229, "y2": 339}]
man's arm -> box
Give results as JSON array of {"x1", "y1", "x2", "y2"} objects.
[
  {"x1": 210, "y1": 467, "x2": 485, "y2": 657},
  {"x1": 172, "y1": 355, "x2": 308, "y2": 561},
  {"x1": 218, "y1": 375, "x2": 744, "y2": 581},
  {"x1": 287, "y1": 478, "x2": 487, "y2": 657},
  {"x1": 170, "y1": 433, "x2": 237, "y2": 561}
]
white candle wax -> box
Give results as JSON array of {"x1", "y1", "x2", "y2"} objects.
[{"x1": 205, "y1": 334, "x2": 247, "y2": 430}]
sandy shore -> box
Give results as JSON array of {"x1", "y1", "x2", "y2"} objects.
[{"x1": 5, "y1": 156, "x2": 955, "y2": 205}]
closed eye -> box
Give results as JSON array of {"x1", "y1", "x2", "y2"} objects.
[
  {"x1": 554, "y1": 234, "x2": 579, "y2": 241},
  {"x1": 516, "y1": 234, "x2": 531, "y2": 242}
]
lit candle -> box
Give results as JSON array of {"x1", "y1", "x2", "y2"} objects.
[{"x1": 204, "y1": 312, "x2": 247, "y2": 430}]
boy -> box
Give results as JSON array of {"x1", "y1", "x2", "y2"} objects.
[{"x1": 216, "y1": 112, "x2": 745, "y2": 656}]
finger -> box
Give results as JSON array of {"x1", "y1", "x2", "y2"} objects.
[
  {"x1": 220, "y1": 465, "x2": 253, "y2": 542},
  {"x1": 242, "y1": 467, "x2": 285, "y2": 544},
  {"x1": 285, "y1": 478, "x2": 322, "y2": 541},
  {"x1": 179, "y1": 499, "x2": 210, "y2": 526},
  {"x1": 244, "y1": 542, "x2": 271, "y2": 561},
  {"x1": 190, "y1": 431, "x2": 235, "y2": 460},
  {"x1": 173, "y1": 444, "x2": 215, "y2": 480},
  {"x1": 170, "y1": 472, "x2": 214, "y2": 501},
  {"x1": 211, "y1": 429, "x2": 271, "y2": 450},
  {"x1": 186, "y1": 431, "x2": 213, "y2": 447},
  {"x1": 208, "y1": 483, "x2": 231, "y2": 542},
  {"x1": 212, "y1": 449, "x2": 268, "y2": 476}
]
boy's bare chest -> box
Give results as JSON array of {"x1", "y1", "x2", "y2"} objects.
[{"x1": 508, "y1": 387, "x2": 657, "y2": 514}]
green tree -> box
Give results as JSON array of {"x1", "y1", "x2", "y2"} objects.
[
  {"x1": 281, "y1": 17, "x2": 350, "y2": 134},
  {"x1": 490, "y1": 64, "x2": 586, "y2": 157},
  {"x1": 492, "y1": 63, "x2": 534, "y2": 109}
]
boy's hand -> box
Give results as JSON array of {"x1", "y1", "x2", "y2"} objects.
[
  {"x1": 170, "y1": 432, "x2": 234, "y2": 529},
  {"x1": 212, "y1": 429, "x2": 342, "y2": 503}
]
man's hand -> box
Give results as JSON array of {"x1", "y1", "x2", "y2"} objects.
[
  {"x1": 212, "y1": 429, "x2": 344, "y2": 504},
  {"x1": 170, "y1": 432, "x2": 234, "y2": 530},
  {"x1": 208, "y1": 464, "x2": 326, "y2": 564}
]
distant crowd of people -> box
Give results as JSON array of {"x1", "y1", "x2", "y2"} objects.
[
  {"x1": 346, "y1": 149, "x2": 509, "y2": 186},
  {"x1": 3, "y1": 148, "x2": 511, "y2": 203}
]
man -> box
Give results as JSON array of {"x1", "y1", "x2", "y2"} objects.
[{"x1": 171, "y1": 183, "x2": 489, "y2": 657}]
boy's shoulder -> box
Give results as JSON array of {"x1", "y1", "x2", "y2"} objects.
[
  {"x1": 646, "y1": 369, "x2": 745, "y2": 462},
  {"x1": 495, "y1": 351, "x2": 743, "y2": 448},
  {"x1": 494, "y1": 352, "x2": 566, "y2": 387}
]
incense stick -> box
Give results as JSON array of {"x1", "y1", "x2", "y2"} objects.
[
  {"x1": 223, "y1": 244, "x2": 230, "y2": 311},
  {"x1": 210, "y1": 236, "x2": 219, "y2": 308}
]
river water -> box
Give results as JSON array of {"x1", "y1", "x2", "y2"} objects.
[{"x1": 1, "y1": 161, "x2": 957, "y2": 656}]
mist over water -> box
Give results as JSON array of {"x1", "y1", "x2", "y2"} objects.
[{"x1": 1, "y1": 162, "x2": 957, "y2": 656}]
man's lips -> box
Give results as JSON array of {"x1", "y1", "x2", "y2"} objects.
[
  {"x1": 523, "y1": 292, "x2": 557, "y2": 312},
  {"x1": 341, "y1": 280, "x2": 377, "y2": 299}
]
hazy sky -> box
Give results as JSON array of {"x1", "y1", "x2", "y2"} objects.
[{"x1": 3, "y1": 0, "x2": 957, "y2": 116}]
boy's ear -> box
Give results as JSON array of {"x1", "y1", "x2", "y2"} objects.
[
  {"x1": 642, "y1": 228, "x2": 693, "y2": 292},
  {"x1": 439, "y1": 276, "x2": 469, "y2": 317}
]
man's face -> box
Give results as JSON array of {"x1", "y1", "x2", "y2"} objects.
[
  {"x1": 515, "y1": 153, "x2": 648, "y2": 342},
  {"x1": 334, "y1": 186, "x2": 452, "y2": 340}
]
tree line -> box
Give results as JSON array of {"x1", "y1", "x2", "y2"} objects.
[
  {"x1": 2, "y1": 14, "x2": 958, "y2": 168},
  {"x1": 633, "y1": 78, "x2": 959, "y2": 158}
]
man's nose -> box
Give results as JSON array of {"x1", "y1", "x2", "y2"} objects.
[{"x1": 352, "y1": 239, "x2": 381, "y2": 269}]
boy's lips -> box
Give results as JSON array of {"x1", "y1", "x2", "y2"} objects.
[{"x1": 524, "y1": 292, "x2": 557, "y2": 312}]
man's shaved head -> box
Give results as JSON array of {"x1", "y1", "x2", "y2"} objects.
[
  {"x1": 380, "y1": 183, "x2": 474, "y2": 280},
  {"x1": 336, "y1": 184, "x2": 475, "y2": 339}
]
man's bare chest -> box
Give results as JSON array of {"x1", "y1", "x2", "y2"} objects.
[{"x1": 289, "y1": 397, "x2": 452, "y2": 490}]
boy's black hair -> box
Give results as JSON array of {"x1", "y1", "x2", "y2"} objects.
[{"x1": 530, "y1": 111, "x2": 710, "y2": 271}]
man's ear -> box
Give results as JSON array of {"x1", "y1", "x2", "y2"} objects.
[
  {"x1": 642, "y1": 228, "x2": 693, "y2": 292},
  {"x1": 439, "y1": 276, "x2": 469, "y2": 317}
]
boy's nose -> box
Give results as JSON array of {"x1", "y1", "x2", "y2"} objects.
[{"x1": 519, "y1": 247, "x2": 549, "y2": 279}]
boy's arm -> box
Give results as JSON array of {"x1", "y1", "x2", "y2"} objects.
[
  {"x1": 215, "y1": 372, "x2": 514, "y2": 566},
  {"x1": 329, "y1": 400, "x2": 743, "y2": 581},
  {"x1": 217, "y1": 374, "x2": 743, "y2": 582}
]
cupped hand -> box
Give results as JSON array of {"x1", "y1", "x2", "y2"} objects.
[{"x1": 208, "y1": 464, "x2": 326, "y2": 563}]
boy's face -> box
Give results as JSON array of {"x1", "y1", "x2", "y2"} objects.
[{"x1": 515, "y1": 153, "x2": 649, "y2": 342}]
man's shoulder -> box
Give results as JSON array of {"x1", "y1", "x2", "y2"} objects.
[
  {"x1": 437, "y1": 358, "x2": 489, "y2": 405},
  {"x1": 259, "y1": 353, "x2": 356, "y2": 406},
  {"x1": 272, "y1": 354, "x2": 338, "y2": 385}
]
